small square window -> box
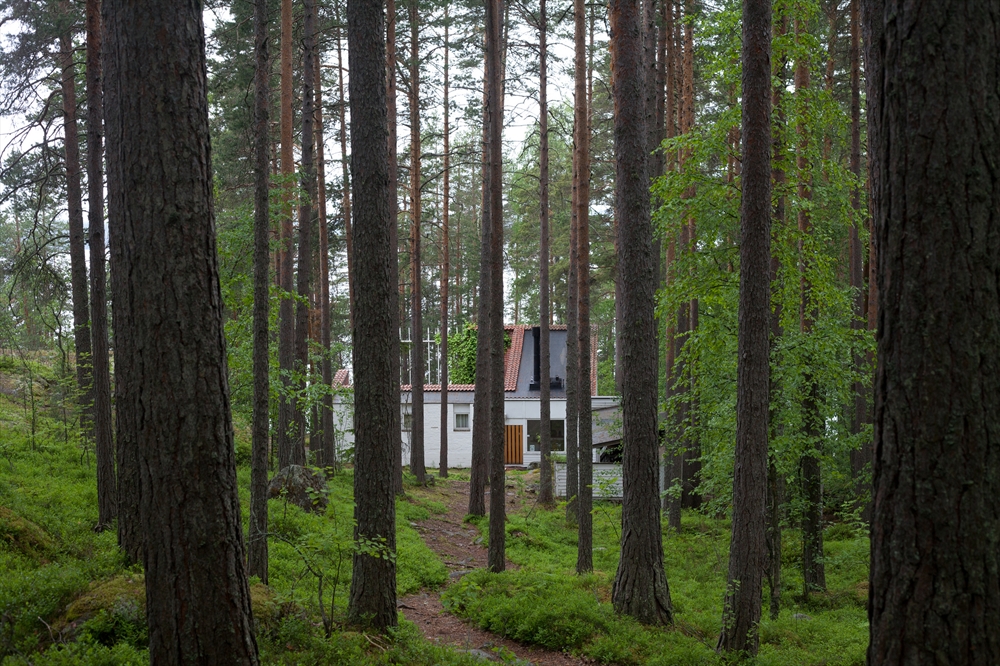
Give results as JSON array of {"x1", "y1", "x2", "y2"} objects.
[{"x1": 454, "y1": 406, "x2": 470, "y2": 431}]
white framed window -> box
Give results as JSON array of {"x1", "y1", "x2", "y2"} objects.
[
  {"x1": 454, "y1": 404, "x2": 470, "y2": 431},
  {"x1": 402, "y1": 408, "x2": 412, "y2": 431}
]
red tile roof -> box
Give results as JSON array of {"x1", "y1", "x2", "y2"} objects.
[{"x1": 504, "y1": 326, "x2": 524, "y2": 390}]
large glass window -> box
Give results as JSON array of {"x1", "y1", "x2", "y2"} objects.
[{"x1": 527, "y1": 419, "x2": 565, "y2": 452}]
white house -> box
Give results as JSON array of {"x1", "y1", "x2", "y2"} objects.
[{"x1": 334, "y1": 324, "x2": 620, "y2": 470}]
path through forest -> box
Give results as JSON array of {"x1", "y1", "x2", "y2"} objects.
[{"x1": 399, "y1": 476, "x2": 589, "y2": 665}]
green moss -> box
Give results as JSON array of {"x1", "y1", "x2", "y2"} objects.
[{"x1": 0, "y1": 506, "x2": 58, "y2": 561}]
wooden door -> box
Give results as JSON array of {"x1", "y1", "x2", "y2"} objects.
[{"x1": 504, "y1": 424, "x2": 524, "y2": 465}]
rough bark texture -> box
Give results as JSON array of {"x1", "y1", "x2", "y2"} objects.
[
  {"x1": 347, "y1": 0, "x2": 398, "y2": 630},
  {"x1": 537, "y1": 0, "x2": 554, "y2": 508},
  {"x1": 408, "y1": 0, "x2": 425, "y2": 483},
  {"x1": 59, "y1": 28, "x2": 93, "y2": 448},
  {"x1": 609, "y1": 0, "x2": 673, "y2": 626},
  {"x1": 248, "y1": 0, "x2": 271, "y2": 584},
  {"x1": 277, "y1": 0, "x2": 296, "y2": 469},
  {"x1": 867, "y1": 1, "x2": 1000, "y2": 663},
  {"x1": 574, "y1": 0, "x2": 592, "y2": 573},
  {"x1": 486, "y1": 0, "x2": 506, "y2": 574},
  {"x1": 103, "y1": 1, "x2": 259, "y2": 660},
  {"x1": 294, "y1": 0, "x2": 316, "y2": 466},
  {"x1": 718, "y1": 0, "x2": 770, "y2": 653},
  {"x1": 84, "y1": 0, "x2": 115, "y2": 532},
  {"x1": 439, "y1": 11, "x2": 450, "y2": 479},
  {"x1": 103, "y1": 0, "x2": 142, "y2": 566},
  {"x1": 468, "y1": 30, "x2": 493, "y2": 518},
  {"x1": 386, "y1": 0, "x2": 403, "y2": 495}
]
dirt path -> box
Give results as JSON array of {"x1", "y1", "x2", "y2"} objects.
[{"x1": 399, "y1": 476, "x2": 589, "y2": 665}]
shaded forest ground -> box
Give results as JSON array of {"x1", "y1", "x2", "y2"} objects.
[{"x1": 0, "y1": 353, "x2": 868, "y2": 664}]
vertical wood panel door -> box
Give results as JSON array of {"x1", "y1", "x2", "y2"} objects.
[{"x1": 504, "y1": 425, "x2": 524, "y2": 465}]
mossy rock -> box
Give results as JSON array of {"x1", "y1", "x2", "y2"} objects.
[
  {"x1": 0, "y1": 505, "x2": 58, "y2": 561},
  {"x1": 60, "y1": 574, "x2": 147, "y2": 628},
  {"x1": 249, "y1": 582, "x2": 281, "y2": 633}
]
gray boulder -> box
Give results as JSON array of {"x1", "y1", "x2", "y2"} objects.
[{"x1": 267, "y1": 465, "x2": 328, "y2": 513}]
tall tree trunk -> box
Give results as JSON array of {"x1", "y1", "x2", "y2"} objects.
[
  {"x1": 664, "y1": 0, "x2": 682, "y2": 529},
  {"x1": 294, "y1": 0, "x2": 317, "y2": 466},
  {"x1": 610, "y1": 0, "x2": 673, "y2": 626},
  {"x1": 315, "y1": 32, "x2": 334, "y2": 470},
  {"x1": 469, "y1": 30, "x2": 493, "y2": 518},
  {"x1": 795, "y1": 15, "x2": 825, "y2": 596},
  {"x1": 718, "y1": 0, "x2": 770, "y2": 653},
  {"x1": 537, "y1": 0, "x2": 554, "y2": 508},
  {"x1": 85, "y1": 0, "x2": 115, "y2": 533},
  {"x1": 766, "y1": 10, "x2": 788, "y2": 621},
  {"x1": 277, "y1": 0, "x2": 296, "y2": 469},
  {"x1": 100, "y1": 6, "x2": 141, "y2": 564},
  {"x1": 847, "y1": 0, "x2": 870, "y2": 522},
  {"x1": 574, "y1": 0, "x2": 593, "y2": 572},
  {"x1": 248, "y1": 0, "x2": 271, "y2": 585},
  {"x1": 439, "y1": 9, "x2": 450, "y2": 479},
  {"x1": 566, "y1": 41, "x2": 581, "y2": 522},
  {"x1": 486, "y1": 0, "x2": 506, "y2": 573},
  {"x1": 408, "y1": 0, "x2": 425, "y2": 483},
  {"x1": 58, "y1": 24, "x2": 94, "y2": 448},
  {"x1": 868, "y1": 1, "x2": 1000, "y2": 662},
  {"x1": 347, "y1": 0, "x2": 398, "y2": 629},
  {"x1": 336, "y1": 10, "x2": 354, "y2": 331},
  {"x1": 103, "y1": 1, "x2": 259, "y2": 659},
  {"x1": 386, "y1": 0, "x2": 403, "y2": 495}
]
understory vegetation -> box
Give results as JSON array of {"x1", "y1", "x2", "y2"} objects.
[{"x1": 1, "y1": 355, "x2": 867, "y2": 665}]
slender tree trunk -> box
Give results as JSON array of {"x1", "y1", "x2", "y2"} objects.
[
  {"x1": 439, "y1": 11, "x2": 450, "y2": 479},
  {"x1": 315, "y1": 35, "x2": 334, "y2": 470},
  {"x1": 574, "y1": 0, "x2": 592, "y2": 572},
  {"x1": 408, "y1": 0, "x2": 425, "y2": 483},
  {"x1": 718, "y1": 0, "x2": 770, "y2": 654},
  {"x1": 386, "y1": 0, "x2": 404, "y2": 495},
  {"x1": 537, "y1": 0, "x2": 554, "y2": 508},
  {"x1": 469, "y1": 31, "x2": 493, "y2": 518},
  {"x1": 847, "y1": 0, "x2": 870, "y2": 522},
  {"x1": 248, "y1": 0, "x2": 271, "y2": 584},
  {"x1": 610, "y1": 0, "x2": 673, "y2": 626},
  {"x1": 293, "y1": 0, "x2": 317, "y2": 465},
  {"x1": 85, "y1": 0, "x2": 116, "y2": 532},
  {"x1": 277, "y1": 0, "x2": 296, "y2": 469},
  {"x1": 336, "y1": 10, "x2": 354, "y2": 331},
  {"x1": 795, "y1": 16, "x2": 825, "y2": 595},
  {"x1": 868, "y1": 2, "x2": 1000, "y2": 662},
  {"x1": 766, "y1": 10, "x2": 788, "y2": 621},
  {"x1": 486, "y1": 0, "x2": 506, "y2": 573},
  {"x1": 566, "y1": 89, "x2": 580, "y2": 524},
  {"x1": 104, "y1": 1, "x2": 259, "y2": 659},
  {"x1": 59, "y1": 25, "x2": 94, "y2": 447},
  {"x1": 347, "y1": 0, "x2": 398, "y2": 629}
]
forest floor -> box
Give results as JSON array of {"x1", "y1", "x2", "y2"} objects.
[{"x1": 399, "y1": 474, "x2": 589, "y2": 665}]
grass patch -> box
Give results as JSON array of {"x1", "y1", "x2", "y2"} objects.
[{"x1": 441, "y1": 470, "x2": 868, "y2": 665}]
